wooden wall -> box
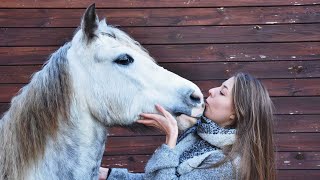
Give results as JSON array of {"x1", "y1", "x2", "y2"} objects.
[{"x1": 0, "y1": 1, "x2": 319, "y2": 179}]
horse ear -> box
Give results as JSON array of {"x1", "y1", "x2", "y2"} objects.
[{"x1": 81, "y1": 3, "x2": 99, "y2": 41}]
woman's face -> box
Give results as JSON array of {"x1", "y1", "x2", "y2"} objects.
[{"x1": 204, "y1": 77, "x2": 235, "y2": 127}]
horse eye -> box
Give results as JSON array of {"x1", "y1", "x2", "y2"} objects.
[{"x1": 114, "y1": 54, "x2": 134, "y2": 65}]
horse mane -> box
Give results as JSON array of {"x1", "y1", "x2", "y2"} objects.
[{"x1": 0, "y1": 43, "x2": 72, "y2": 179}]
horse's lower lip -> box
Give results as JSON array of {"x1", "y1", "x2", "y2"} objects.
[
  {"x1": 174, "y1": 112, "x2": 183, "y2": 116},
  {"x1": 176, "y1": 113, "x2": 200, "y2": 119}
]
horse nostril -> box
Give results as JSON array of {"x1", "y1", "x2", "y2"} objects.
[{"x1": 190, "y1": 92, "x2": 201, "y2": 103}]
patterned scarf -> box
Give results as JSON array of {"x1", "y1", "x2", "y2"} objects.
[{"x1": 177, "y1": 116, "x2": 236, "y2": 164}]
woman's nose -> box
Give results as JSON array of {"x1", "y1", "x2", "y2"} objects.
[{"x1": 208, "y1": 88, "x2": 215, "y2": 97}]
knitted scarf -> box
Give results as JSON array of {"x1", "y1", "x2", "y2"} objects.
[{"x1": 177, "y1": 116, "x2": 236, "y2": 164}]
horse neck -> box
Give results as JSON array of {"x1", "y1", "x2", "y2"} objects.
[
  {"x1": 0, "y1": 42, "x2": 108, "y2": 180},
  {"x1": 33, "y1": 105, "x2": 107, "y2": 180},
  {"x1": 26, "y1": 66, "x2": 109, "y2": 179},
  {"x1": 5, "y1": 103, "x2": 108, "y2": 180}
]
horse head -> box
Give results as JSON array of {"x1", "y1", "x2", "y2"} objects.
[{"x1": 68, "y1": 4, "x2": 204, "y2": 127}]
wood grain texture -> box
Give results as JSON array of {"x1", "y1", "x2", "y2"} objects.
[
  {"x1": 162, "y1": 61, "x2": 320, "y2": 80},
  {"x1": 103, "y1": 133, "x2": 320, "y2": 155},
  {"x1": 106, "y1": 158, "x2": 320, "y2": 180},
  {"x1": 101, "y1": 151, "x2": 320, "y2": 170},
  {"x1": 1, "y1": 0, "x2": 319, "y2": 8},
  {"x1": 1, "y1": 42, "x2": 320, "y2": 65},
  {"x1": 1, "y1": 78, "x2": 319, "y2": 103},
  {"x1": 272, "y1": 97, "x2": 320, "y2": 115},
  {"x1": 0, "y1": 112, "x2": 318, "y2": 134},
  {"x1": 196, "y1": 79, "x2": 320, "y2": 97},
  {"x1": 106, "y1": 114, "x2": 320, "y2": 136},
  {"x1": 0, "y1": 61, "x2": 319, "y2": 83},
  {"x1": 0, "y1": 97, "x2": 318, "y2": 116},
  {"x1": 276, "y1": 170, "x2": 320, "y2": 180},
  {"x1": 277, "y1": 152, "x2": 320, "y2": 170},
  {"x1": 274, "y1": 115, "x2": 320, "y2": 133},
  {"x1": 1, "y1": 24, "x2": 320, "y2": 46},
  {"x1": 1, "y1": 6, "x2": 320, "y2": 27}
]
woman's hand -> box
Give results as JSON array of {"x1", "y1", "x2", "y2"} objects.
[
  {"x1": 137, "y1": 104, "x2": 178, "y2": 149},
  {"x1": 98, "y1": 167, "x2": 109, "y2": 180}
]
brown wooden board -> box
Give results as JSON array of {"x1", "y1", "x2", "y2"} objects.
[
  {"x1": 0, "y1": 103, "x2": 8, "y2": 116},
  {"x1": 103, "y1": 133, "x2": 320, "y2": 155},
  {"x1": 275, "y1": 133, "x2": 320, "y2": 151},
  {"x1": 2, "y1": 94, "x2": 319, "y2": 116},
  {"x1": 146, "y1": 43, "x2": 320, "y2": 63},
  {"x1": 0, "y1": 47, "x2": 58, "y2": 65},
  {"x1": 272, "y1": 97, "x2": 320, "y2": 115},
  {"x1": 1, "y1": 0, "x2": 319, "y2": 8},
  {"x1": 0, "y1": 61, "x2": 319, "y2": 84},
  {"x1": 277, "y1": 152, "x2": 320, "y2": 170},
  {"x1": 101, "y1": 151, "x2": 320, "y2": 170},
  {"x1": 108, "y1": 157, "x2": 320, "y2": 180},
  {"x1": 0, "y1": 109, "x2": 318, "y2": 133},
  {"x1": 196, "y1": 79, "x2": 320, "y2": 97},
  {"x1": 162, "y1": 61, "x2": 320, "y2": 80},
  {"x1": 1, "y1": 42, "x2": 320, "y2": 65},
  {"x1": 1, "y1": 78, "x2": 319, "y2": 103},
  {"x1": 106, "y1": 115, "x2": 320, "y2": 135},
  {"x1": 1, "y1": 24, "x2": 320, "y2": 46},
  {"x1": 274, "y1": 115, "x2": 320, "y2": 133},
  {"x1": 0, "y1": 97, "x2": 319, "y2": 116},
  {"x1": 0, "y1": 66, "x2": 39, "y2": 83},
  {"x1": 276, "y1": 170, "x2": 320, "y2": 180},
  {"x1": 1, "y1": 6, "x2": 320, "y2": 27},
  {"x1": 105, "y1": 114, "x2": 320, "y2": 136}
]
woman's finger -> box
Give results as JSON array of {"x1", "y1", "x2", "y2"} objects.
[
  {"x1": 140, "y1": 113, "x2": 171, "y2": 127},
  {"x1": 137, "y1": 119, "x2": 157, "y2": 125},
  {"x1": 155, "y1": 105, "x2": 177, "y2": 126},
  {"x1": 155, "y1": 104, "x2": 172, "y2": 118},
  {"x1": 140, "y1": 113, "x2": 163, "y2": 121},
  {"x1": 137, "y1": 119, "x2": 165, "y2": 131}
]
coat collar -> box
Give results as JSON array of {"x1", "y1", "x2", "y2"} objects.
[{"x1": 197, "y1": 116, "x2": 236, "y2": 148}]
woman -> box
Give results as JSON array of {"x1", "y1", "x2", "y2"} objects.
[{"x1": 100, "y1": 72, "x2": 276, "y2": 180}]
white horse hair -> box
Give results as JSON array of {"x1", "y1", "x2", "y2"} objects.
[{"x1": 0, "y1": 4, "x2": 204, "y2": 180}]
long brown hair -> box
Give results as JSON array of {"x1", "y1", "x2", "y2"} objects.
[
  {"x1": 232, "y1": 72, "x2": 276, "y2": 179},
  {"x1": 214, "y1": 72, "x2": 276, "y2": 180}
]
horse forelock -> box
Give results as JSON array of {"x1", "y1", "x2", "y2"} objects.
[
  {"x1": 0, "y1": 43, "x2": 72, "y2": 179},
  {"x1": 106, "y1": 26, "x2": 151, "y2": 56},
  {"x1": 94, "y1": 22, "x2": 156, "y2": 63},
  {"x1": 73, "y1": 20, "x2": 154, "y2": 63}
]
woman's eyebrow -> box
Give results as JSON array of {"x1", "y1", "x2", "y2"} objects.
[{"x1": 223, "y1": 85, "x2": 229, "y2": 90}]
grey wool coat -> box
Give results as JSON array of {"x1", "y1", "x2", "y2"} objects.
[{"x1": 107, "y1": 120, "x2": 239, "y2": 180}]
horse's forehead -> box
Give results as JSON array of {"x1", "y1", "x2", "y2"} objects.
[
  {"x1": 97, "y1": 36, "x2": 141, "y2": 53},
  {"x1": 71, "y1": 25, "x2": 152, "y2": 61},
  {"x1": 100, "y1": 31, "x2": 116, "y2": 39}
]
